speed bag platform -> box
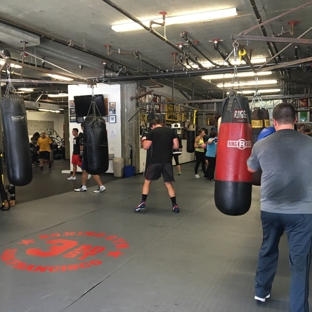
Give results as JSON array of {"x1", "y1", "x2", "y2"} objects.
[
  {"x1": 214, "y1": 95, "x2": 253, "y2": 216},
  {"x1": 83, "y1": 115, "x2": 109, "y2": 175},
  {"x1": 1, "y1": 95, "x2": 32, "y2": 186}
]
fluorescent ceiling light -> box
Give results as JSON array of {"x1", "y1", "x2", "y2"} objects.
[
  {"x1": 18, "y1": 88, "x2": 34, "y2": 92},
  {"x1": 217, "y1": 79, "x2": 277, "y2": 88},
  {"x1": 112, "y1": 8, "x2": 237, "y2": 32},
  {"x1": 200, "y1": 58, "x2": 268, "y2": 68},
  {"x1": 202, "y1": 71, "x2": 272, "y2": 80},
  {"x1": 38, "y1": 108, "x2": 61, "y2": 113},
  {"x1": 0, "y1": 60, "x2": 22, "y2": 69},
  {"x1": 47, "y1": 93, "x2": 68, "y2": 98},
  {"x1": 48, "y1": 74, "x2": 73, "y2": 81},
  {"x1": 240, "y1": 89, "x2": 281, "y2": 94}
]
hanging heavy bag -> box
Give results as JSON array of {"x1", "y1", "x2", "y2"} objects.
[
  {"x1": 251, "y1": 108, "x2": 270, "y2": 185},
  {"x1": 253, "y1": 126, "x2": 276, "y2": 186},
  {"x1": 83, "y1": 114, "x2": 109, "y2": 175},
  {"x1": 1, "y1": 95, "x2": 32, "y2": 186},
  {"x1": 172, "y1": 129, "x2": 182, "y2": 156},
  {"x1": 141, "y1": 130, "x2": 153, "y2": 174},
  {"x1": 214, "y1": 95, "x2": 253, "y2": 216},
  {"x1": 251, "y1": 107, "x2": 264, "y2": 145},
  {"x1": 186, "y1": 124, "x2": 195, "y2": 153}
]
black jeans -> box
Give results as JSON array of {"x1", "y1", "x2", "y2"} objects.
[
  {"x1": 205, "y1": 156, "x2": 216, "y2": 180},
  {"x1": 256, "y1": 211, "x2": 312, "y2": 312},
  {"x1": 194, "y1": 151, "x2": 205, "y2": 175}
]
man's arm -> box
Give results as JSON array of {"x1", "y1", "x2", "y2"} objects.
[
  {"x1": 142, "y1": 139, "x2": 152, "y2": 150},
  {"x1": 172, "y1": 138, "x2": 179, "y2": 150},
  {"x1": 247, "y1": 166, "x2": 257, "y2": 173}
]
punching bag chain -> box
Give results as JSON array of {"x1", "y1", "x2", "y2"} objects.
[
  {"x1": 251, "y1": 76, "x2": 263, "y2": 109},
  {"x1": 4, "y1": 66, "x2": 17, "y2": 97},
  {"x1": 228, "y1": 41, "x2": 241, "y2": 96}
]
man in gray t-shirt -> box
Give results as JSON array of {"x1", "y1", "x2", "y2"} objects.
[{"x1": 247, "y1": 103, "x2": 312, "y2": 311}]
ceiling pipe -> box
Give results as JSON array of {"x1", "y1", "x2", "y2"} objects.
[
  {"x1": 104, "y1": 61, "x2": 309, "y2": 82},
  {"x1": 249, "y1": 0, "x2": 279, "y2": 64},
  {"x1": 102, "y1": 0, "x2": 208, "y2": 70},
  {"x1": 212, "y1": 39, "x2": 232, "y2": 66},
  {"x1": 180, "y1": 31, "x2": 220, "y2": 67},
  {"x1": 0, "y1": 16, "x2": 140, "y2": 75}
]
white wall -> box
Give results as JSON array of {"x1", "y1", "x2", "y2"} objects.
[
  {"x1": 68, "y1": 83, "x2": 122, "y2": 173},
  {"x1": 27, "y1": 110, "x2": 64, "y2": 139}
]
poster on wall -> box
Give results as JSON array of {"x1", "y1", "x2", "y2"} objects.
[
  {"x1": 109, "y1": 102, "x2": 116, "y2": 115},
  {"x1": 298, "y1": 98, "x2": 309, "y2": 110},
  {"x1": 69, "y1": 100, "x2": 77, "y2": 122}
]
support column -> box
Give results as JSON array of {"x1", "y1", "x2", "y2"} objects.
[{"x1": 120, "y1": 83, "x2": 140, "y2": 173}]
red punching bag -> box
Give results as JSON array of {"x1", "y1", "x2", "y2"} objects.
[
  {"x1": 83, "y1": 101, "x2": 109, "y2": 175},
  {"x1": 1, "y1": 95, "x2": 32, "y2": 186},
  {"x1": 214, "y1": 95, "x2": 252, "y2": 216}
]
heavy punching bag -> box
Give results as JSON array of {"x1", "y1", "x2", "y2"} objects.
[
  {"x1": 83, "y1": 114, "x2": 109, "y2": 175},
  {"x1": 1, "y1": 95, "x2": 32, "y2": 186},
  {"x1": 251, "y1": 107, "x2": 270, "y2": 185},
  {"x1": 214, "y1": 95, "x2": 253, "y2": 216}
]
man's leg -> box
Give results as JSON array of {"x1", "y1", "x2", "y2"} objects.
[
  {"x1": 285, "y1": 214, "x2": 312, "y2": 312},
  {"x1": 164, "y1": 181, "x2": 175, "y2": 198},
  {"x1": 74, "y1": 169, "x2": 88, "y2": 192},
  {"x1": 72, "y1": 164, "x2": 77, "y2": 177},
  {"x1": 255, "y1": 211, "x2": 283, "y2": 301},
  {"x1": 92, "y1": 175, "x2": 106, "y2": 193},
  {"x1": 134, "y1": 179, "x2": 151, "y2": 212}
]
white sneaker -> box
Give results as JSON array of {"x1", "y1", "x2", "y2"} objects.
[
  {"x1": 67, "y1": 176, "x2": 76, "y2": 181},
  {"x1": 74, "y1": 186, "x2": 87, "y2": 192},
  {"x1": 254, "y1": 294, "x2": 270, "y2": 302},
  {"x1": 87, "y1": 174, "x2": 92, "y2": 180},
  {"x1": 195, "y1": 174, "x2": 200, "y2": 179},
  {"x1": 93, "y1": 186, "x2": 106, "y2": 193}
]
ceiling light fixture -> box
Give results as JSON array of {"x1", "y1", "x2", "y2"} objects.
[
  {"x1": 18, "y1": 88, "x2": 34, "y2": 92},
  {"x1": 240, "y1": 88, "x2": 281, "y2": 94},
  {"x1": 202, "y1": 71, "x2": 272, "y2": 80},
  {"x1": 111, "y1": 8, "x2": 237, "y2": 32},
  {"x1": 217, "y1": 79, "x2": 277, "y2": 88},
  {"x1": 48, "y1": 74, "x2": 74, "y2": 81},
  {"x1": 0, "y1": 60, "x2": 22, "y2": 69},
  {"x1": 47, "y1": 93, "x2": 68, "y2": 98}
]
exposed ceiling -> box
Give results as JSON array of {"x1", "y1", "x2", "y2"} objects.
[{"x1": 1, "y1": 0, "x2": 312, "y2": 108}]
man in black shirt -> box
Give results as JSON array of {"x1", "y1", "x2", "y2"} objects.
[{"x1": 135, "y1": 119, "x2": 180, "y2": 213}]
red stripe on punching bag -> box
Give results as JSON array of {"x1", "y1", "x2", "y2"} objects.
[{"x1": 215, "y1": 123, "x2": 252, "y2": 182}]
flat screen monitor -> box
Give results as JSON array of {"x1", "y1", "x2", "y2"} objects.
[{"x1": 74, "y1": 94, "x2": 106, "y2": 118}]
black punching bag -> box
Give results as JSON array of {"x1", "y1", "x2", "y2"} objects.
[
  {"x1": 1, "y1": 95, "x2": 32, "y2": 186},
  {"x1": 214, "y1": 95, "x2": 253, "y2": 216},
  {"x1": 186, "y1": 124, "x2": 195, "y2": 153},
  {"x1": 83, "y1": 115, "x2": 109, "y2": 175}
]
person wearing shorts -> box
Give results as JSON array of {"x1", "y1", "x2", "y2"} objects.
[
  {"x1": 67, "y1": 128, "x2": 82, "y2": 181},
  {"x1": 37, "y1": 131, "x2": 52, "y2": 170},
  {"x1": 134, "y1": 119, "x2": 180, "y2": 213}
]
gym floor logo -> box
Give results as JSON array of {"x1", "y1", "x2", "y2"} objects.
[
  {"x1": 1, "y1": 231, "x2": 129, "y2": 273},
  {"x1": 227, "y1": 139, "x2": 252, "y2": 150}
]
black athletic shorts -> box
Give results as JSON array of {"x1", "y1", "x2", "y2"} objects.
[
  {"x1": 39, "y1": 151, "x2": 50, "y2": 160},
  {"x1": 145, "y1": 163, "x2": 174, "y2": 182}
]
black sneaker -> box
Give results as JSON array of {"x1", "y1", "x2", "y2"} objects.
[
  {"x1": 40, "y1": 166, "x2": 43, "y2": 170},
  {"x1": 49, "y1": 163, "x2": 52, "y2": 169},
  {"x1": 134, "y1": 201, "x2": 146, "y2": 212},
  {"x1": 172, "y1": 204, "x2": 180, "y2": 213}
]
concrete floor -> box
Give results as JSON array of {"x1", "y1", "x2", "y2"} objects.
[{"x1": 0, "y1": 162, "x2": 309, "y2": 312}]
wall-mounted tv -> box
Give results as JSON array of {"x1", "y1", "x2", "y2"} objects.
[{"x1": 74, "y1": 94, "x2": 107, "y2": 118}]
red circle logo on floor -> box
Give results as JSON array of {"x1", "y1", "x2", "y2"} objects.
[{"x1": 1, "y1": 231, "x2": 129, "y2": 273}]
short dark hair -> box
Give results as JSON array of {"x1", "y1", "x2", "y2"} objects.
[
  {"x1": 149, "y1": 119, "x2": 160, "y2": 127},
  {"x1": 72, "y1": 128, "x2": 78, "y2": 132},
  {"x1": 209, "y1": 131, "x2": 217, "y2": 138},
  {"x1": 273, "y1": 103, "x2": 296, "y2": 124}
]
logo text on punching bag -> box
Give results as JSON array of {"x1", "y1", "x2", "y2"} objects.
[
  {"x1": 227, "y1": 139, "x2": 252, "y2": 150},
  {"x1": 233, "y1": 110, "x2": 247, "y2": 122},
  {"x1": 11, "y1": 116, "x2": 25, "y2": 123}
]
